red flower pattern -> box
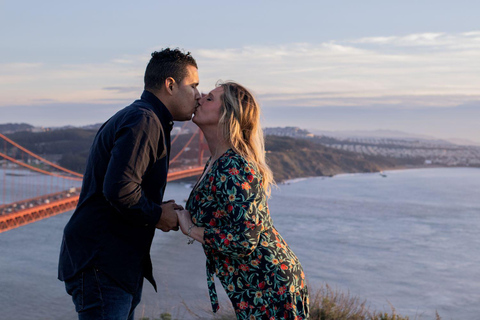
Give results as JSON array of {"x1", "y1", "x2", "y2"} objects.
[
  {"x1": 239, "y1": 264, "x2": 249, "y2": 271},
  {"x1": 229, "y1": 167, "x2": 239, "y2": 175},
  {"x1": 185, "y1": 149, "x2": 308, "y2": 318}
]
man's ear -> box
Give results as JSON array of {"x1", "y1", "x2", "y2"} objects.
[{"x1": 165, "y1": 77, "x2": 176, "y2": 95}]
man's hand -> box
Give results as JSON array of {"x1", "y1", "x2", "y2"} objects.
[
  {"x1": 164, "y1": 199, "x2": 184, "y2": 210},
  {"x1": 156, "y1": 201, "x2": 180, "y2": 232}
]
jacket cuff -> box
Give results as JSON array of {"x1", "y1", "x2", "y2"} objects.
[{"x1": 145, "y1": 205, "x2": 162, "y2": 227}]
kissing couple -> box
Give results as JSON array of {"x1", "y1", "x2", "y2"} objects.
[{"x1": 59, "y1": 48, "x2": 309, "y2": 320}]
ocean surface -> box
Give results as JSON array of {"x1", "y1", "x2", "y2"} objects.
[
  {"x1": 0, "y1": 168, "x2": 82, "y2": 205},
  {"x1": 0, "y1": 167, "x2": 479, "y2": 319}
]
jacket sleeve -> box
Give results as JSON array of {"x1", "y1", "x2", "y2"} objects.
[
  {"x1": 102, "y1": 111, "x2": 163, "y2": 227},
  {"x1": 202, "y1": 156, "x2": 264, "y2": 258}
]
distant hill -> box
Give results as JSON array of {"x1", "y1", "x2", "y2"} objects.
[
  {"x1": 444, "y1": 138, "x2": 480, "y2": 147},
  {"x1": 311, "y1": 129, "x2": 458, "y2": 145},
  {"x1": 0, "y1": 123, "x2": 34, "y2": 134},
  {"x1": 311, "y1": 129, "x2": 437, "y2": 140},
  {"x1": 3, "y1": 124, "x2": 205, "y2": 175},
  {"x1": 5, "y1": 127, "x2": 401, "y2": 181},
  {"x1": 309, "y1": 129, "x2": 480, "y2": 147},
  {"x1": 265, "y1": 135, "x2": 398, "y2": 181},
  {"x1": 5, "y1": 128, "x2": 97, "y2": 173},
  {"x1": 79, "y1": 123, "x2": 104, "y2": 131},
  {"x1": 262, "y1": 104, "x2": 480, "y2": 146}
]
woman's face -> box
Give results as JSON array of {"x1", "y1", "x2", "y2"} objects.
[{"x1": 192, "y1": 86, "x2": 224, "y2": 127}]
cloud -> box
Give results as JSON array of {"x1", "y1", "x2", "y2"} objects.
[
  {"x1": 353, "y1": 33, "x2": 446, "y2": 46},
  {"x1": 259, "y1": 93, "x2": 480, "y2": 108},
  {"x1": 0, "y1": 102, "x2": 125, "y2": 127},
  {"x1": 0, "y1": 58, "x2": 145, "y2": 105},
  {"x1": 32, "y1": 98, "x2": 57, "y2": 103},
  {"x1": 352, "y1": 31, "x2": 480, "y2": 50},
  {"x1": 2, "y1": 31, "x2": 480, "y2": 109},
  {"x1": 103, "y1": 86, "x2": 142, "y2": 93},
  {"x1": 0, "y1": 62, "x2": 44, "y2": 71},
  {"x1": 194, "y1": 31, "x2": 480, "y2": 107}
]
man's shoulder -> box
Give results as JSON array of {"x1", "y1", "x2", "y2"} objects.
[
  {"x1": 125, "y1": 99, "x2": 159, "y2": 117},
  {"x1": 92, "y1": 104, "x2": 162, "y2": 143},
  {"x1": 114, "y1": 102, "x2": 162, "y2": 127}
]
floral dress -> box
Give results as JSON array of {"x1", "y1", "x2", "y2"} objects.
[{"x1": 186, "y1": 149, "x2": 309, "y2": 320}]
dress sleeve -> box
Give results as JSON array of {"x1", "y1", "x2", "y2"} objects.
[{"x1": 203, "y1": 155, "x2": 264, "y2": 258}]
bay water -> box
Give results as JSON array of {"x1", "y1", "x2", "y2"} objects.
[{"x1": 0, "y1": 167, "x2": 479, "y2": 319}]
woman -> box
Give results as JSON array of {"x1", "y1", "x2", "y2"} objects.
[{"x1": 176, "y1": 82, "x2": 309, "y2": 319}]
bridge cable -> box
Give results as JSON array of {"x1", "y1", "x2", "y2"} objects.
[
  {"x1": 170, "y1": 122, "x2": 189, "y2": 146},
  {"x1": 0, "y1": 133, "x2": 83, "y2": 177},
  {"x1": 0, "y1": 152, "x2": 83, "y2": 182},
  {"x1": 170, "y1": 130, "x2": 198, "y2": 165}
]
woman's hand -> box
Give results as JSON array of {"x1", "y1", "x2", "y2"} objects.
[
  {"x1": 176, "y1": 209, "x2": 193, "y2": 235},
  {"x1": 175, "y1": 209, "x2": 206, "y2": 244}
]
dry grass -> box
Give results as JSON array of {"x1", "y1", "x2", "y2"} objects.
[
  {"x1": 139, "y1": 283, "x2": 441, "y2": 320},
  {"x1": 309, "y1": 283, "x2": 370, "y2": 320}
]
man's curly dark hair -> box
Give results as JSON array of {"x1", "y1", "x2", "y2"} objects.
[{"x1": 144, "y1": 48, "x2": 198, "y2": 91}]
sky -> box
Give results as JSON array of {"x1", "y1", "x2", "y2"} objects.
[{"x1": 1, "y1": 0, "x2": 479, "y2": 142}]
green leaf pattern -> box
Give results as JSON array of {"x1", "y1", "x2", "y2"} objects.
[{"x1": 186, "y1": 149, "x2": 309, "y2": 319}]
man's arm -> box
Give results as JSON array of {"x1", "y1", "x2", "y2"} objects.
[{"x1": 102, "y1": 111, "x2": 176, "y2": 228}]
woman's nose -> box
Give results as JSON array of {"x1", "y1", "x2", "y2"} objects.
[{"x1": 198, "y1": 93, "x2": 207, "y2": 105}]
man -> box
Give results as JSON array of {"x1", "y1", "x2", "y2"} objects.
[{"x1": 58, "y1": 48, "x2": 200, "y2": 319}]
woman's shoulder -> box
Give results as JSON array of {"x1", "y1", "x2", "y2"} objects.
[
  {"x1": 217, "y1": 149, "x2": 260, "y2": 179},
  {"x1": 217, "y1": 149, "x2": 248, "y2": 167}
]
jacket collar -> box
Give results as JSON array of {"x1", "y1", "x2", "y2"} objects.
[{"x1": 141, "y1": 90, "x2": 174, "y2": 131}]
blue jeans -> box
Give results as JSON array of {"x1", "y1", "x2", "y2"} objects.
[{"x1": 65, "y1": 267, "x2": 143, "y2": 320}]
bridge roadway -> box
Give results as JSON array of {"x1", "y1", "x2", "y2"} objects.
[{"x1": 0, "y1": 166, "x2": 204, "y2": 233}]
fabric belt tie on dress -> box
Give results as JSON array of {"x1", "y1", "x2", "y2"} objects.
[{"x1": 206, "y1": 255, "x2": 220, "y2": 313}]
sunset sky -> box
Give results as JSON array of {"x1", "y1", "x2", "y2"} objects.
[{"x1": 1, "y1": 1, "x2": 479, "y2": 142}]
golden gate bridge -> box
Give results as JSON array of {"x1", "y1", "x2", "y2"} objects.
[{"x1": 0, "y1": 124, "x2": 208, "y2": 233}]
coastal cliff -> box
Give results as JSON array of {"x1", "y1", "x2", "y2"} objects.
[{"x1": 265, "y1": 135, "x2": 397, "y2": 181}]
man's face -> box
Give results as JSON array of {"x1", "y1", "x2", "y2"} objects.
[{"x1": 171, "y1": 65, "x2": 200, "y2": 121}]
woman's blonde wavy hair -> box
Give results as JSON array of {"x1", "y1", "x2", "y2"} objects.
[{"x1": 217, "y1": 81, "x2": 274, "y2": 196}]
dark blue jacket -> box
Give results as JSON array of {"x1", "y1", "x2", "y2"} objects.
[{"x1": 58, "y1": 90, "x2": 173, "y2": 293}]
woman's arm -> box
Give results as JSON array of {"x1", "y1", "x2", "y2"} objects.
[{"x1": 177, "y1": 209, "x2": 205, "y2": 244}]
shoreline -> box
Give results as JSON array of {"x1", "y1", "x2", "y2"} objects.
[{"x1": 280, "y1": 164, "x2": 474, "y2": 184}]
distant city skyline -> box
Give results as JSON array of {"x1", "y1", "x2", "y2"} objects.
[{"x1": 1, "y1": 1, "x2": 479, "y2": 142}]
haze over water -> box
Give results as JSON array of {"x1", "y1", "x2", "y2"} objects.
[{"x1": 0, "y1": 167, "x2": 479, "y2": 319}]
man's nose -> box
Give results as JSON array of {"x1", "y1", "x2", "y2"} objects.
[{"x1": 197, "y1": 93, "x2": 206, "y2": 104}]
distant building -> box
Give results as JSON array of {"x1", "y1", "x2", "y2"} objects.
[{"x1": 264, "y1": 127, "x2": 313, "y2": 138}]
